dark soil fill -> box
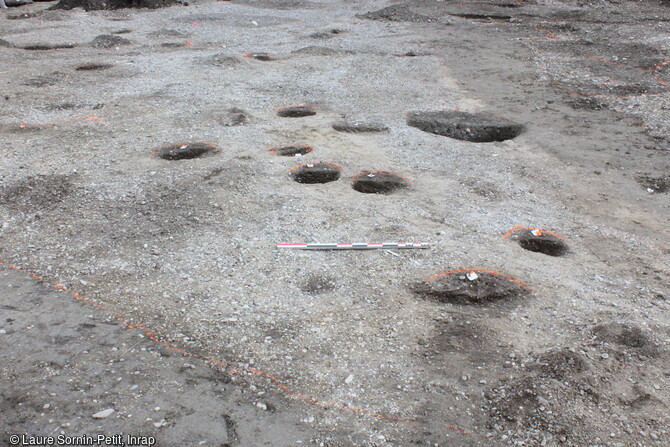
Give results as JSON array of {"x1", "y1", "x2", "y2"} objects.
[
  {"x1": 276, "y1": 105, "x2": 316, "y2": 118},
  {"x1": 148, "y1": 28, "x2": 188, "y2": 38},
  {"x1": 416, "y1": 270, "x2": 530, "y2": 305},
  {"x1": 156, "y1": 142, "x2": 217, "y2": 160},
  {"x1": 270, "y1": 145, "x2": 313, "y2": 156},
  {"x1": 507, "y1": 228, "x2": 569, "y2": 256},
  {"x1": 22, "y1": 43, "x2": 77, "y2": 50},
  {"x1": 357, "y1": 5, "x2": 437, "y2": 23},
  {"x1": 291, "y1": 46, "x2": 352, "y2": 56},
  {"x1": 219, "y1": 108, "x2": 248, "y2": 127},
  {"x1": 90, "y1": 35, "x2": 131, "y2": 48},
  {"x1": 5, "y1": 0, "x2": 32, "y2": 6},
  {"x1": 528, "y1": 349, "x2": 589, "y2": 380},
  {"x1": 300, "y1": 274, "x2": 336, "y2": 294},
  {"x1": 290, "y1": 163, "x2": 341, "y2": 184},
  {"x1": 407, "y1": 111, "x2": 525, "y2": 142},
  {"x1": 75, "y1": 63, "x2": 114, "y2": 71},
  {"x1": 351, "y1": 171, "x2": 409, "y2": 194},
  {"x1": 332, "y1": 121, "x2": 388, "y2": 133},
  {"x1": 592, "y1": 322, "x2": 658, "y2": 353},
  {"x1": 637, "y1": 175, "x2": 669, "y2": 193},
  {"x1": 0, "y1": 174, "x2": 73, "y2": 211},
  {"x1": 1, "y1": 123, "x2": 50, "y2": 133},
  {"x1": 243, "y1": 52, "x2": 273, "y2": 61},
  {"x1": 161, "y1": 42, "x2": 188, "y2": 48},
  {"x1": 308, "y1": 29, "x2": 345, "y2": 39},
  {"x1": 50, "y1": 0, "x2": 177, "y2": 10},
  {"x1": 449, "y1": 13, "x2": 512, "y2": 22},
  {"x1": 204, "y1": 53, "x2": 241, "y2": 67}
]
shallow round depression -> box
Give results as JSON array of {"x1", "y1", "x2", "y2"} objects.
[
  {"x1": 156, "y1": 142, "x2": 218, "y2": 160},
  {"x1": 415, "y1": 269, "x2": 530, "y2": 305},
  {"x1": 506, "y1": 227, "x2": 569, "y2": 257},
  {"x1": 351, "y1": 171, "x2": 410, "y2": 194},
  {"x1": 290, "y1": 163, "x2": 341, "y2": 184},
  {"x1": 407, "y1": 110, "x2": 525, "y2": 142},
  {"x1": 270, "y1": 144, "x2": 314, "y2": 156},
  {"x1": 276, "y1": 105, "x2": 317, "y2": 118}
]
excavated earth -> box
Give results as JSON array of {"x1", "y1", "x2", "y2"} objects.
[{"x1": 1, "y1": 0, "x2": 669, "y2": 446}]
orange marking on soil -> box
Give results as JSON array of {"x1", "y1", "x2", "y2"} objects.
[
  {"x1": 350, "y1": 170, "x2": 412, "y2": 184},
  {"x1": 532, "y1": 24, "x2": 558, "y2": 39},
  {"x1": 426, "y1": 269, "x2": 530, "y2": 291},
  {"x1": 503, "y1": 226, "x2": 563, "y2": 240},
  {"x1": 585, "y1": 55, "x2": 628, "y2": 69},
  {"x1": 562, "y1": 86, "x2": 658, "y2": 99},
  {"x1": 653, "y1": 71, "x2": 670, "y2": 90},
  {"x1": 0, "y1": 259, "x2": 473, "y2": 430},
  {"x1": 289, "y1": 162, "x2": 341, "y2": 172},
  {"x1": 642, "y1": 59, "x2": 670, "y2": 70}
]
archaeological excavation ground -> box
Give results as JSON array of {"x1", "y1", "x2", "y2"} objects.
[{"x1": 1, "y1": 0, "x2": 669, "y2": 446}]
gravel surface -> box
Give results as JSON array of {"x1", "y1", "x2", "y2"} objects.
[{"x1": 1, "y1": 0, "x2": 669, "y2": 446}]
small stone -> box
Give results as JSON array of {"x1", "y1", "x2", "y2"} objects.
[
  {"x1": 256, "y1": 402, "x2": 267, "y2": 411},
  {"x1": 600, "y1": 353, "x2": 609, "y2": 359},
  {"x1": 92, "y1": 408, "x2": 115, "y2": 419},
  {"x1": 461, "y1": 375, "x2": 468, "y2": 381},
  {"x1": 345, "y1": 374, "x2": 354, "y2": 384}
]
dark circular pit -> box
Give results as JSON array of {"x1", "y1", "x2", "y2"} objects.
[
  {"x1": 351, "y1": 171, "x2": 410, "y2": 194},
  {"x1": 156, "y1": 142, "x2": 218, "y2": 160},
  {"x1": 290, "y1": 163, "x2": 341, "y2": 184},
  {"x1": 276, "y1": 105, "x2": 317, "y2": 118},
  {"x1": 332, "y1": 121, "x2": 388, "y2": 133},
  {"x1": 270, "y1": 145, "x2": 314, "y2": 157},
  {"x1": 414, "y1": 269, "x2": 530, "y2": 305},
  {"x1": 505, "y1": 227, "x2": 569, "y2": 257},
  {"x1": 75, "y1": 63, "x2": 114, "y2": 71},
  {"x1": 407, "y1": 110, "x2": 525, "y2": 142},
  {"x1": 243, "y1": 52, "x2": 273, "y2": 61}
]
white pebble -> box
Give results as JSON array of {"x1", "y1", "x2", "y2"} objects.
[{"x1": 92, "y1": 408, "x2": 115, "y2": 419}]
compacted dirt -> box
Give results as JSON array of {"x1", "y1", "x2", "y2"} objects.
[{"x1": 1, "y1": 0, "x2": 669, "y2": 446}]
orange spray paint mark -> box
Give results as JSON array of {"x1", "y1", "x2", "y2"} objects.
[
  {"x1": 0, "y1": 259, "x2": 479, "y2": 432},
  {"x1": 503, "y1": 226, "x2": 563, "y2": 240},
  {"x1": 426, "y1": 268, "x2": 530, "y2": 291}
]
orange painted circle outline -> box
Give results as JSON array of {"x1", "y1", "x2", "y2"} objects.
[
  {"x1": 426, "y1": 268, "x2": 530, "y2": 291},
  {"x1": 503, "y1": 226, "x2": 563, "y2": 240}
]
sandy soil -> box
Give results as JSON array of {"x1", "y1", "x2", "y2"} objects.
[{"x1": 1, "y1": 0, "x2": 669, "y2": 446}]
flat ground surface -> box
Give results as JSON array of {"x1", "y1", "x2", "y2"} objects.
[{"x1": 1, "y1": 0, "x2": 669, "y2": 446}]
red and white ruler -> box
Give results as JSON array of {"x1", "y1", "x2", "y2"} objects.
[{"x1": 277, "y1": 242, "x2": 430, "y2": 250}]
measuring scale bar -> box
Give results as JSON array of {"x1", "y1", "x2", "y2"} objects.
[{"x1": 277, "y1": 242, "x2": 431, "y2": 250}]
